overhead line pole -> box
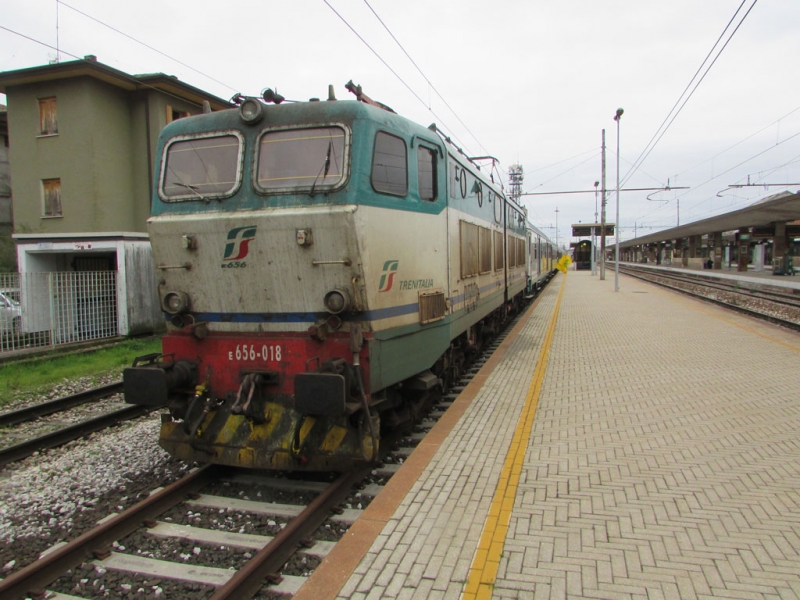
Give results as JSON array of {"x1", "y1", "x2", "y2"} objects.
[
  {"x1": 601, "y1": 129, "x2": 606, "y2": 281},
  {"x1": 592, "y1": 181, "x2": 599, "y2": 276}
]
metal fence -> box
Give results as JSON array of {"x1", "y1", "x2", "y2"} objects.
[{"x1": 0, "y1": 271, "x2": 118, "y2": 354}]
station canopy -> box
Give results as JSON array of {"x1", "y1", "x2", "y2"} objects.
[{"x1": 618, "y1": 190, "x2": 800, "y2": 248}]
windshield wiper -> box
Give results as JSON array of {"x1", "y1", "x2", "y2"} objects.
[
  {"x1": 309, "y1": 140, "x2": 333, "y2": 198},
  {"x1": 173, "y1": 182, "x2": 212, "y2": 203}
]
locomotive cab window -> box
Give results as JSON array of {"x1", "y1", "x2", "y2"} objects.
[
  {"x1": 161, "y1": 132, "x2": 243, "y2": 202},
  {"x1": 372, "y1": 131, "x2": 408, "y2": 196},
  {"x1": 256, "y1": 126, "x2": 347, "y2": 193},
  {"x1": 417, "y1": 145, "x2": 437, "y2": 201}
]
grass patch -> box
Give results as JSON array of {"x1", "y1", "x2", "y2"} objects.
[{"x1": 0, "y1": 337, "x2": 162, "y2": 401}]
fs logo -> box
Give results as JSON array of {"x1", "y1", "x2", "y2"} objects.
[
  {"x1": 222, "y1": 225, "x2": 256, "y2": 268},
  {"x1": 378, "y1": 260, "x2": 399, "y2": 292}
]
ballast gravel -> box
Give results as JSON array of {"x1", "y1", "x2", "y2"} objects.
[
  {"x1": 0, "y1": 412, "x2": 190, "y2": 577},
  {"x1": 0, "y1": 376, "x2": 358, "y2": 596},
  {"x1": 0, "y1": 372, "x2": 389, "y2": 596},
  {"x1": 642, "y1": 273, "x2": 800, "y2": 324}
]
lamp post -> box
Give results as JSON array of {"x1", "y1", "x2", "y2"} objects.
[
  {"x1": 592, "y1": 181, "x2": 599, "y2": 275},
  {"x1": 555, "y1": 207, "x2": 559, "y2": 251},
  {"x1": 614, "y1": 108, "x2": 623, "y2": 292}
]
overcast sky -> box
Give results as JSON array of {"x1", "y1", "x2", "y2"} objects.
[{"x1": 3, "y1": 0, "x2": 799, "y2": 247}]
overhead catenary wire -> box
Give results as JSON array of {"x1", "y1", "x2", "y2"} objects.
[
  {"x1": 747, "y1": 153, "x2": 800, "y2": 184},
  {"x1": 635, "y1": 128, "x2": 800, "y2": 224},
  {"x1": 623, "y1": 1, "x2": 800, "y2": 230},
  {"x1": 671, "y1": 104, "x2": 800, "y2": 182},
  {"x1": 56, "y1": 0, "x2": 240, "y2": 94},
  {"x1": 5, "y1": 0, "x2": 490, "y2": 185},
  {"x1": 322, "y1": 0, "x2": 469, "y2": 153},
  {"x1": 0, "y1": 24, "x2": 225, "y2": 109},
  {"x1": 527, "y1": 147, "x2": 598, "y2": 176},
  {"x1": 526, "y1": 152, "x2": 601, "y2": 193},
  {"x1": 362, "y1": 0, "x2": 488, "y2": 157},
  {"x1": 632, "y1": 134, "x2": 800, "y2": 230},
  {"x1": 621, "y1": 0, "x2": 759, "y2": 190},
  {"x1": 42, "y1": 0, "x2": 495, "y2": 175},
  {"x1": 323, "y1": 0, "x2": 477, "y2": 161}
]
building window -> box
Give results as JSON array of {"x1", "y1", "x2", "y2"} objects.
[
  {"x1": 39, "y1": 97, "x2": 58, "y2": 135},
  {"x1": 166, "y1": 105, "x2": 191, "y2": 124},
  {"x1": 43, "y1": 178, "x2": 62, "y2": 217}
]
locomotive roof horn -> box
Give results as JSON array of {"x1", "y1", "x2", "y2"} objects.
[{"x1": 262, "y1": 88, "x2": 285, "y2": 104}]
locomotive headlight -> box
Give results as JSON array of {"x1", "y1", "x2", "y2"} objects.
[
  {"x1": 323, "y1": 289, "x2": 351, "y2": 315},
  {"x1": 163, "y1": 291, "x2": 191, "y2": 315},
  {"x1": 239, "y1": 98, "x2": 264, "y2": 124}
]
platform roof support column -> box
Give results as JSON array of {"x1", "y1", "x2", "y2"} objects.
[
  {"x1": 679, "y1": 238, "x2": 687, "y2": 267},
  {"x1": 713, "y1": 232, "x2": 723, "y2": 270},
  {"x1": 773, "y1": 221, "x2": 788, "y2": 261},
  {"x1": 689, "y1": 235, "x2": 699, "y2": 259},
  {"x1": 772, "y1": 221, "x2": 789, "y2": 274},
  {"x1": 737, "y1": 228, "x2": 749, "y2": 272}
]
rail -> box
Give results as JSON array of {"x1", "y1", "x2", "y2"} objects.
[
  {"x1": 0, "y1": 403, "x2": 158, "y2": 468},
  {"x1": 0, "y1": 381, "x2": 123, "y2": 427},
  {"x1": 0, "y1": 465, "x2": 221, "y2": 600}
]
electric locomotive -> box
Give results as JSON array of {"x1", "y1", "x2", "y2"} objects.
[{"x1": 124, "y1": 82, "x2": 556, "y2": 471}]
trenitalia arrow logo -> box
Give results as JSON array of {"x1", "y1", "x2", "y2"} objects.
[
  {"x1": 378, "y1": 260, "x2": 399, "y2": 292},
  {"x1": 222, "y1": 226, "x2": 257, "y2": 261}
]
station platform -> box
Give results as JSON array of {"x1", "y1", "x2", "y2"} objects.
[
  {"x1": 295, "y1": 270, "x2": 800, "y2": 600},
  {"x1": 617, "y1": 261, "x2": 800, "y2": 290}
]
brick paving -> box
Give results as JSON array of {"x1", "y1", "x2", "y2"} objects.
[{"x1": 331, "y1": 270, "x2": 800, "y2": 599}]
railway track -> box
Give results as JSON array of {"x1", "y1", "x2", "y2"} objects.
[
  {"x1": 0, "y1": 360, "x2": 503, "y2": 599},
  {"x1": 619, "y1": 264, "x2": 800, "y2": 331},
  {"x1": 0, "y1": 381, "x2": 159, "y2": 468},
  {"x1": 0, "y1": 464, "x2": 372, "y2": 600},
  {"x1": 0, "y1": 285, "x2": 550, "y2": 599},
  {"x1": 0, "y1": 382, "x2": 124, "y2": 427}
]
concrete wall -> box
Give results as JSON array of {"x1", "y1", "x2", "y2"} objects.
[
  {"x1": 129, "y1": 92, "x2": 200, "y2": 231},
  {"x1": 6, "y1": 77, "x2": 141, "y2": 234},
  {"x1": 686, "y1": 257, "x2": 705, "y2": 270},
  {"x1": 0, "y1": 115, "x2": 14, "y2": 271},
  {"x1": 122, "y1": 240, "x2": 164, "y2": 335},
  {"x1": 0, "y1": 132, "x2": 10, "y2": 217},
  {"x1": 6, "y1": 77, "x2": 202, "y2": 236},
  {"x1": 16, "y1": 236, "x2": 162, "y2": 335}
]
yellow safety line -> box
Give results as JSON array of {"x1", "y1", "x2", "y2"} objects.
[{"x1": 462, "y1": 272, "x2": 568, "y2": 600}]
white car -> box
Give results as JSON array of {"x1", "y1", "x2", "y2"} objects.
[{"x1": 0, "y1": 290, "x2": 21, "y2": 334}]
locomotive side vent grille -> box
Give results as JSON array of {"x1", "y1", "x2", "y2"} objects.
[{"x1": 419, "y1": 290, "x2": 447, "y2": 324}]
